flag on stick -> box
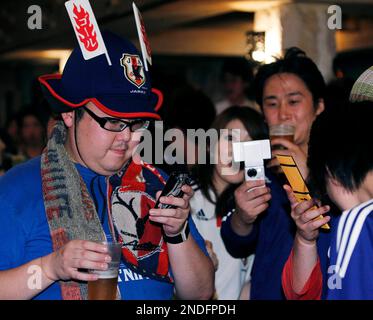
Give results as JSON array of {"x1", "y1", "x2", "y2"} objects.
[
  {"x1": 65, "y1": 0, "x2": 112, "y2": 65},
  {"x1": 133, "y1": 2, "x2": 152, "y2": 71}
]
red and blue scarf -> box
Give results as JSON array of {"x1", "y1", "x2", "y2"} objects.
[{"x1": 108, "y1": 160, "x2": 173, "y2": 283}]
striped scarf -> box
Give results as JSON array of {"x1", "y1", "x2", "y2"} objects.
[{"x1": 41, "y1": 121, "x2": 106, "y2": 300}]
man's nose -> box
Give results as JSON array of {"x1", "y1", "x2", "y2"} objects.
[
  {"x1": 278, "y1": 102, "x2": 291, "y2": 121},
  {"x1": 116, "y1": 127, "x2": 132, "y2": 142}
]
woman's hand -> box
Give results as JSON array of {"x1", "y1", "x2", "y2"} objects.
[
  {"x1": 234, "y1": 179, "x2": 271, "y2": 225},
  {"x1": 283, "y1": 185, "x2": 330, "y2": 244}
]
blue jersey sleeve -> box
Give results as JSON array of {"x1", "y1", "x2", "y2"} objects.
[
  {"x1": 0, "y1": 198, "x2": 25, "y2": 270},
  {"x1": 0, "y1": 158, "x2": 53, "y2": 271},
  {"x1": 327, "y1": 202, "x2": 373, "y2": 300}
]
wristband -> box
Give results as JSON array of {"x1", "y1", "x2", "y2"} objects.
[{"x1": 163, "y1": 221, "x2": 190, "y2": 244}]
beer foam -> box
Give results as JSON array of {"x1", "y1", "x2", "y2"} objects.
[{"x1": 93, "y1": 269, "x2": 119, "y2": 279}]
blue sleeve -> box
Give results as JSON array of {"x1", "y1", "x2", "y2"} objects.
[
  {"x1": 317, "y1": 219, "x2": 333, "y2": 300},
  {"x1": 0, "y1": 198, "x2": 25, "y2": 270},
  {"x1": 328, "y1": 212, "x2": 373, "y2": 299},
  {"x1": 0, "y1": 158, "x2": 51, "y2": 271},
  {"x1": 188, "y1": 214, "x2": 209, "y2": 257},
  {"x1": 221, "y1": 212, "x2": 258, "y2": 258}
]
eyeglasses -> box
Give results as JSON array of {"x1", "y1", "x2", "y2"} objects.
[{"x1": 83, "y1": 107, "x2": 150, "y2": 132}]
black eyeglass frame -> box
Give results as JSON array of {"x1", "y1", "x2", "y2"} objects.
[{"x1": 83, "y1": 107, "x2": 150, "y2": 132}]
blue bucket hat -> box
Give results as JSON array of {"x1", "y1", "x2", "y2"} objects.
[{"x1": 39, "y1": 31, "x2": 162, "y2": 120}]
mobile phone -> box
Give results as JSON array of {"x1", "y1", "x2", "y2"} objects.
[{"x1": 154, "y1": 172, "x2": 191, "y2": 209}]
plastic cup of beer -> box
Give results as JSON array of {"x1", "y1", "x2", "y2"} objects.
[
  {"x1": 88, "y1": 241, "x2": 122, "y2": 300},
  {"x1": 269, "y1": 124, "x2": 295, "y2": 150}
]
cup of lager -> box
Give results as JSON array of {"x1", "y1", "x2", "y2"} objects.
[
  {"x1": 269, "y1": 124, "x2": 295, "y2": 150},
  {"x1": 88, "y1": 241, "x2": 122, "y2": 300}
]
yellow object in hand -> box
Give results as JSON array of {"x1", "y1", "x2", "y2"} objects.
[{"x1": 275, "y1": 154, "x2": 330, "y2": 230}]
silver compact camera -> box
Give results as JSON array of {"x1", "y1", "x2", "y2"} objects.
[{"x1": 233, "y1": 140, "x2": 271, "y2": 182}]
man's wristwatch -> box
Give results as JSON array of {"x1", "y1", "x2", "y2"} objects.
[{"x1": 163, "y1": 221, "x2": 190, "y2": 244}]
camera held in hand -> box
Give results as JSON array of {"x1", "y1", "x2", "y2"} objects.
[{"x1": 233, "y1": 140, "x2": 271, "y2": 182}]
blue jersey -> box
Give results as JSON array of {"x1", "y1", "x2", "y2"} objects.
[
  {"x1": 327, "y1": 199, "x2": 373, "y2": 300},
  {"x1": 0, "y1": 157, "x2": 207, "y2": 300}
]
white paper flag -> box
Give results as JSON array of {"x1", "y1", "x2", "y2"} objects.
[
  {"x1": 133, "y1": 2, "x2": 152, "y2": 71},
  {"x1": 65, "y1": 0, "x2": 111, "y2": 65}
]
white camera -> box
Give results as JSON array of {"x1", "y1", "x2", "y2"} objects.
[{"x1": 233, "y1": 140, "x2": 271, "y2": 181}]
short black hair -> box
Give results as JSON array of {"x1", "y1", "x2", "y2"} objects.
[
  {"x1": 253, "y1": 47, "x2": 326, "y2": 110},
  {"x1": 308, "y1": 101, "x2": 373, "y2": 198}
]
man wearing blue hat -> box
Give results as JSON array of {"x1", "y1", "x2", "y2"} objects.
[{"x1": 0, "y1": 32, "x2": 214, "y2": 300}]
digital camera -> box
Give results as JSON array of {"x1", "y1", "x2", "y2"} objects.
[{"x1": 233, "y1": 139, "x2": 271, "y2": 182}]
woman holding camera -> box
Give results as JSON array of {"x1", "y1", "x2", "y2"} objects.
[{"x1": 221, "y1": 48, "x2": 329, "y2": 299}]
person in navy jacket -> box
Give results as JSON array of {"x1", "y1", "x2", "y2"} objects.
[{"x1": 221, "y1": 47, "x2": 327, "y2": 300}]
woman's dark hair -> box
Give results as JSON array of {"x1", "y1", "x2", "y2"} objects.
[
  {"x1": 253, "y1": 47, "x2": 326, "y2": 110},
  {"x1": 192, "y1": 106, "x2": 268, "y2": 217},
  {"x1": 308, "y1": 100, "x2": 373, "y2": 199}
]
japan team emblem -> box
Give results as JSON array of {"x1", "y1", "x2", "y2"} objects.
[{"x1": 120, "y1": 54, "x2": 146, "y2": 88}]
